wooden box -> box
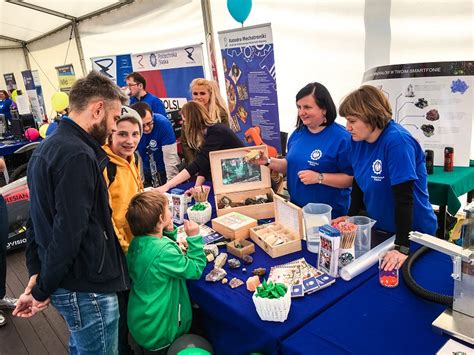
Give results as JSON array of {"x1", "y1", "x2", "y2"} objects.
[
  {"x1": 211, "y1": 212, "x2": 257, "y2": 240},
  {"x1": 210, "y1": 145, "x2": 274, "y2": 220},
  {"x1": 227, "y1": 239, "x2": 255, "y2": 258},
  {"x1": 250, "y1": 194, "x2": 304, "y2": 258}
]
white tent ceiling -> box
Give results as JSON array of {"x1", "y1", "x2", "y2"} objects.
[{"x1": 0, "y1": 0, "x2": 132, "y2": 44}]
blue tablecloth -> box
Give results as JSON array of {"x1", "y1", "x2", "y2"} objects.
[
  {"x1": 0, "y1": 139, "x2": 28, "y2": 156},
  {"x1": 281, "y1": 248, "x2": 456, "y2": 354}
]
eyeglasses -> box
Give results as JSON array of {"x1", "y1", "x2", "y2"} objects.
[
  {"x1": 143, "y1": 121, "x2": 154, "y2": 128},
  {"x1": 127, "y1": 83, "x2": 138, "y2": 88}
]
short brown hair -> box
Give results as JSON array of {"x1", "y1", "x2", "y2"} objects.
[
  {"x1": 339, "y1": 85, "x2": 392, "y2": 130},
  {"x1": 126, "y1": 190, "x2": 169, "y2": 236},
  {"x1": 69, "y1": 71, "x2": 126, "y2": 113},
  {"x1": 126, "y1": 72, "x2": 146, "y2": 89}
]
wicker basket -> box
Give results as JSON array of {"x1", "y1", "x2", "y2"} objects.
[
  {"x1": 186, "y1": 202, "x2": 212, "y2": 224},
  {"x1": 252, "y1": 289, "x2": 291, "y2": 322}
]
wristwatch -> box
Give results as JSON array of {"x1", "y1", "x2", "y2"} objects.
[
  {"x1": 394, "y1": 245, "x2": 410, "y2": 255},
  {"x1": 317, "y1": 173, "x2": 324, "y2": 184},
  {"x1": 264, "y1": 157, "x2": 271, "y2": 167}
]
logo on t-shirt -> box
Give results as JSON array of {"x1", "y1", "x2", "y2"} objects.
[
  {"x1": 372, "y1": 159, "x2": 382, "y2": 174},
  {"x1": 149, "y1": 139, "x2": 157, "y2": 151},
  {"x1": 310, "y1": 149, "x2": 322, "y2": 161}
]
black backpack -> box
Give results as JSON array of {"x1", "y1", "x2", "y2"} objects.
[{"x1": 106, "y1": 152, "x2": 140, "y2": 187}]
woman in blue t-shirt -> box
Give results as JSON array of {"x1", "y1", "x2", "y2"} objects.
[
  {"x1": 336, "y1": 85, "x2": 437, "y2": 271},
  {"x1": 251, "y1": 82, "x2": 353, "y2": 218},
  {"x1": 0, "y1": 90, "x2": 14, "y2": 121}
]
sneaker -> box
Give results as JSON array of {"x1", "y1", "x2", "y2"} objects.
[
  {"x1": 0, "y1": 296, "x2": 18, "y2": 309},
  {"x1": 0, "y1": 310, "x2": 6, "y2": 326}
]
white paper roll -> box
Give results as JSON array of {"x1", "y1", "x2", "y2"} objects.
[{"x1": 339, "y1": 236, "x2": 395, "y2": 281}]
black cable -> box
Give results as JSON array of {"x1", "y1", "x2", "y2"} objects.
[{"x1": 402, "y1": 246, "x2": 453, "y2": 307}]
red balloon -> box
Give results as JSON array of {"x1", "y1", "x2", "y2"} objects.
[{"x1": 24, "y1": 127, "x2": 40, "y2": 141}]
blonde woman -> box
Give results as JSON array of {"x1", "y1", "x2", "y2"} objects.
[
  {"x1": 157, "y1": 101, "x2": 242, "y2": 192},
  {"x1": 181, "y1": 78, "x2": 231, "y2": 163}
]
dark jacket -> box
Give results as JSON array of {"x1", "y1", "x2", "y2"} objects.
[{"x1": 27, "y1": 117, "x2": 129, "y2": 301}]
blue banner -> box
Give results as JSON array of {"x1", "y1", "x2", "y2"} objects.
[
  {"x1": 218, "y1": 23, "x2": 282, "y2": 154},
  {"x1": 91, "y1": 54, "x2": 133, "y2": 87}
]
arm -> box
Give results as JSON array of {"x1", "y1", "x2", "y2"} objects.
[
  {"x1": 297, "y1": 171, "x2": 352, "y2": 188},
  {"x1": 25, "y1": 218, "x2": 41, "y2": 277},
  {"x1": 162, "y1": 143, "x2": 180, "y2": 180},
  {"x1": 249, "y1": 151, "x2": 288, "y2": 174},
  {"x1": 194, "y1": 176, "x2": 205, "y2": 188},
  {"x1": 31, "y1": 154, "x2": 97, "y2": 301},
  {"x1": 0, "y1": 158, "x2": 5, "y2": 172},
  {"x1": 158, "y1": 236, "x2": 206, "y2": 280},
  {"x1": 156, "y1": 168, "x2": 191, "y2": 193},
  {"x1": 348, "y1": 178, "x2": 366, "y2": 216}
]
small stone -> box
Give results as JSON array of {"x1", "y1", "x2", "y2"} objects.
[
  {"x1": 242, "y1": 268, "x2": 247, "y2": 273},
  {"x1": 221, "y1": 278, "x2": 228, "y2": 284},
  {"x1": 205, "y1": 268, "x2": 227, "y2": 282},
  {"x1": 206, "y1": 253, "x2": 215, "y2": 263},
  {"x1": 228, "y1": 258, "x2": 241, "y2": 269},
  {"x1": 252, "y1": 267, "x2": 267, "y2": 276},
  {"x1": 242, "y1": 255, "x2": 253, "y2": 265},
  {"x1": 229, "y1": 277, "x2": 244, "y2": 289},
  {"x1": 204, "y1": 244, "x2": 219, "y2": 257},
  {"x1": 214, "y1": 253, "x2": 228, "y2": 269}
]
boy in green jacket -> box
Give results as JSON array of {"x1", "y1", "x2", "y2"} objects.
[{"x1": 125, "y1": 190, "x2": 206, "y2": 352}]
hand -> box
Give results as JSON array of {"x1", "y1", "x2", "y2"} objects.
[
  {"x1": 331, "y1": 216, "x2": 348, "y2": 227},
  {"x1": 13, "y1": 293, "x2": 49, "y2": 318},
  {"x1": 298, "y1": 170, "x2": 319, "y2": 185},
  {"x1": 183, "y1": 219, "x2": 199, "y2": 237},
  {"x1": 381, "y1": 249, "x2": 408, "y2": 271},
  {"x1": 246, "y1": 150, "x2": 268, "y2": 166},
  {"x1": 155, "y1": 185, "x2": 169, "y2": 193}
]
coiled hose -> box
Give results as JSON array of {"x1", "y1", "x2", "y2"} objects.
[{"x1": 402, "y1": 245, "x2": 453, "y2": 307}]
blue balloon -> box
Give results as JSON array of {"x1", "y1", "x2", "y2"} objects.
[{"x1": 227, "y1": 0, "x2": 252, "y2": 24}]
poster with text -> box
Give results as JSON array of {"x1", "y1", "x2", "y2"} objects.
[
  {"x1": 363, "y1": 61, "x2": 473, "y2": 167},
  {"x1": 218, "y1": 23, "x2": 282, "y2": 153},
  {"x1": 55, "y1": 64, "x2": 76, "y2": 93},
  {"x1": 131, "y1": 44, "x2": 205, "y2": 112},
  {"x1": 32, "y1": 70, "x2": 47, "y2": 121},
  {"x1": 3, "y1": 73, "x2": 17, "y2": 92},
  {"x1": 21, "y1": 70, "x2": 44, "y2": 124},
  {"x1": 91, "y1": 54, "x2": 133, "y2": 87}
]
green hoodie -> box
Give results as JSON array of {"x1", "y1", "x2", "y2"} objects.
[{"x1": 126, "y1": 227, "x2": 206, "y2": 350}]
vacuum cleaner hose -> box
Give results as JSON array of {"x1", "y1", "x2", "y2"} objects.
[{"x1": 402, "y1": 246, "x2": 453, "y2": 307}]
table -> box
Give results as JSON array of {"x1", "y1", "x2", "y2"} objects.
[
  {"x1": 0, "y1": 139, "x2": 29, "y2": 183},
  {"x1": 427, "y1": 166, "x2": 474, "y2": 239},
  {"x1": 281, "y1": 247, "x2": 459, "y2": 354}
]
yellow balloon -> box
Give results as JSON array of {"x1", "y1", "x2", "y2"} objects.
[
  {"x1": 39, "y1": 124, "x2": 49, "y2": 139},
  {"x1": 11, "y1": 89, "x2": 18, "y2": 103},
  {"x1": 51, "y1": 92, "x2": 69, "y2": 112}
]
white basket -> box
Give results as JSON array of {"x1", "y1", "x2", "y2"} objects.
[
  {"x1": 252, "y1": 289, "x2": 291, "y2": 322},
  {"x1": 186, "y1": 202, "x2": 212, "y2": 224}
]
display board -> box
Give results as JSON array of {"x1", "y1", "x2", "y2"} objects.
[
  {"x1": 3, "y1": 73, "x2": 17, "y2": 92},
  {"x1": 218, "y1": 23, "x2": 282, "y2": 153},
  {"x1": 91, "y1": 54, "x2": 133, "y2": 88},
  {"x1": 363, "y1": 61, "x2": 473, "y2": 166},
  {"x1": 21, "y1": 70, "x2": 44, "y2": 123},
  {"x1": 131, "y1": 44, "x2": 205, "y2": 112},
  {"x1": 55, "y1": 64, "x2": 76, "y2": 93}
]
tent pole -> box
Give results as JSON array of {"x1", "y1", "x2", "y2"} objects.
[
  {"x1": 72, "y1": 20, "x2": 87, "y2": 76},
  {"x1": 201, "y1": 0, "x2": 219, "y2": 83},
  {"x1": 22, "y1": 43, "x2": 31, "y2": 70}
]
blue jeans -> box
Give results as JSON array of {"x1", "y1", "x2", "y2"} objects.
[{"x1": 51, "y1": 288, "x2": 119, "y2": 355}]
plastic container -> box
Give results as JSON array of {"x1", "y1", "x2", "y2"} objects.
[
  {"x1": 252, "y1": 290, "x2": 291, "y2": 322},
  {"x1": 302, "y1": 203, "x2": 332, "y2": 253},
  {"x1": 347, "y1": 216, "x2": 376, "y2": 258},
  {"x1": 379, "y1": 252, "x2": 399, "y2": 288},
  {"x1": 186, "y1": 202, "x2": 212, "y2": 224}
]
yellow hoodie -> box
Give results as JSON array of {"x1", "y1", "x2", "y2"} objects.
[{"x1": 103, "y1": 144, "x2": 144, "y2": 253}]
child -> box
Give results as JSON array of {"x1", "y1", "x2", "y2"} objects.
[{"x1": 125, "y1": 190, "x2": 206, "y2": 353}]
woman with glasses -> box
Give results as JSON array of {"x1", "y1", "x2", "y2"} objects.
[{"x1": 156, "y1": 101, "x2": 242, "y2": 193}]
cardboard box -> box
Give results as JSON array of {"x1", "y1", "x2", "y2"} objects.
[
  {"x1": 250, "y1": 194, "x2": 304, "y2": 258},
  {"x1": 209, "y1": 145, "x2": 274, "y2": 220},
  {"x1": 211, "y1": 212, "x2": 258, "y2": 240}
]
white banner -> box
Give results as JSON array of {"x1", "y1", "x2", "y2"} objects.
[{"x1": 132, "y1": 44, "x2": 204, "y2": 71}]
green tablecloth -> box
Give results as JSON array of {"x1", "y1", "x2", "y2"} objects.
[{"x1": 427, "y1": 165, "x2": 474, "y2": 215}]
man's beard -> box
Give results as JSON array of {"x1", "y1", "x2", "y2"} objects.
[{"x1": 89, "y1": 116, "x2": 109, "y2": 145}]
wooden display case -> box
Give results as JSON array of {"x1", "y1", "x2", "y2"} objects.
[
  {"x1": 211, "y1": 212, "x2": 258, "y2": 240},
  {"x1": 209, "y1": 145, "x2": 274, "y2": 220},
  {"x1": 250, "y1": 194, "x2": 304, "y2": 258},
  {"x1": 226, "y1": 239, "x2": 255, "y2": 258}
]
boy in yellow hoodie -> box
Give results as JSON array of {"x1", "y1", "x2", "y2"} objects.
[{"x1": 103, "y1": 106, "x2": 144, "y2": 355}]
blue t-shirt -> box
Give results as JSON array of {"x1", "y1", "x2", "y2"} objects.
[
  {"x1": 351, "y1": 120, "x2": 437, "y2": 235},
  {"x1": 137, "y1": 113, "x2": 176, "y2": 176},
  {"x1": 286, "y1": 123, "x2": 352, "y2": 218},
  {"x1": 130, "y1": 92, "x2": 167, "y2": 117},
  {"x1": 0, "y1": 98, "x2": 13, "y2": 120}
]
